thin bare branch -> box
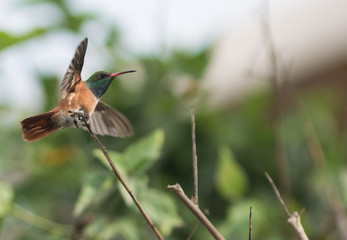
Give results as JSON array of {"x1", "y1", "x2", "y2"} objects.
[
  {"x1": 191, "y1": 106, "x2": 199, "y2": 205},
  {"x1": 186, "y1": 106, "x2": 200, "y2": 240},
  {"x1": 298, "y1": 104, "x2": 347, "y2": 239},
  {"x1": 260, "y1": 0, "x2": 291, "y2": 195},
  {"x1": 287, "y1": 212, "x2": 308, "y2": 240},
  {"x1": 168, "y1": 184, "x2": 225, "y2": 240},
  {"x1": 264, "y1": 172, "x2": 290, "y2": 217},
  {"x1": 187, "y1": 209, "x2": 209, "y2": 240},
  {"x1": 249, "y1": 206, "x2": 252, "y2": 240},
  {"x1": 83, "y1": 119, "x2": 164, "y2": 240},
  {"x1": 187, "y1": 222, "x2": 200, "y2": 240},
  {"x1": 265, "y1": 172, "x2": 309, "y2": 240}
]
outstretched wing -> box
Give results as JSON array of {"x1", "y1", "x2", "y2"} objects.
[
  {"x1": 60, "y1": 38, "x2": 88, "y2": 98},
  {"x1": 86, "y1": 101, "x2": 133, "y2": 137}
]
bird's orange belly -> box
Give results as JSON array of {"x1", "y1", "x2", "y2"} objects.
[{"x1": 58, "y1": 82, "x2": 98, "y2": 121}]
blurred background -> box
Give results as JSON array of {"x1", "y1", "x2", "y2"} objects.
[{"x1": 1, "y1": 0, "x2": 347, "y2": 239}]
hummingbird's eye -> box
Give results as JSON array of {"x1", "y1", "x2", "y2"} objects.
[{"x1": 99, "y1": 73, "x2": 107, "y2": 79}]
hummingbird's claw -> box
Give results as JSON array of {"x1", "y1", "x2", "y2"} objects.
[
  {"x1": 74, "y1": 119, "x2": 79, "y2": 128},
  {"x1": 69, "y1": 110, "x2": 89, "y2": 128}
]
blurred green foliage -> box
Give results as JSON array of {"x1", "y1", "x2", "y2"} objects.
[
  {"x1": 215, "y1": 145, "x2": 249, "y2": 200},
  {"x1": 0, "y1": 181, "x2": 13, "y2": 221},
  {"x1": 72, "y1": 129, "x2": 182, "y2": 238},
  {"x1": 1, "y1": 0, "x2": 347, "y2": 239}
]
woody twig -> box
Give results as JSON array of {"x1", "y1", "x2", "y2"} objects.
[{"x1": 83, "y1": 118, "x2": 164, "y2": 240}]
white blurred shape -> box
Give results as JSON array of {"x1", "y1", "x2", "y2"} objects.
[{"x1": 202, "y1": 0, "x2": 347, "y2": 106}]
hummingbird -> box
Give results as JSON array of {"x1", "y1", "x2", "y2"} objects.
[{"x1": 21, "y1": 38, "x2": 134, "y2": 142}]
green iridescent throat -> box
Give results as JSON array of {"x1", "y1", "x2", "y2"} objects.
[{"x1": 85, "y1": 71, "x2": 114, "y2": 99}]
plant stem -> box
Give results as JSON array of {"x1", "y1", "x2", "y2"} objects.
[
  {"x1": 83, "y1": 119, "x2": 164, "y2": 240},
  {"x1": 191, "y1": 106, "x2": 199, "y2": 205},
  {"x1": 168, "y1": 184, "x2": 224, "y2": 240},
  {"x1": 249, "y1": 206, "x2": 252, "y2": 240},
  {"x1": 265, "y1": 172, "x2": 309, "y2": 240},
  {"x1": 12, "y1": 204, "x2": 67, "y2": 233}
]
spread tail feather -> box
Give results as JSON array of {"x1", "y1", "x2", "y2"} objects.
[{"x1": 21, "y1": 111, "x2": 58, "y2": 142}]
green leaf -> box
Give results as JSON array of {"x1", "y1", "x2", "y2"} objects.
[
  {"x1": 84, "y1": 216, "x2": 108, "y2": 238},
  {"x1": 0, "y1": 181, "x2": 14, "y2": 218},
  {"x1": 92, "y1": 129, "x2": 164, "y2": 174},
  {"x1": 92, "y1": 148, "x2": 123, "y2": 172},
  {"x1": 96, "y1": 217, "x2": 144, "y2": 240},
  {"x1": 92, "y1": 130, "x2": 165, "y2": 207},
  {"x1": 73, "y1": 184, "x2": 96, "y2": 217},
  {"x1": 0, "y1": 29, "x2": 47, "y2": 50},
  {"x1": 121, "y1": 129, "x2": 165, "y2": 173},
  {"x1": 141, "y1": 189, "x2": 183, "y2": 236},
  {"x1": 73, "y1": 177, "x2": 113, "y2": 217},
  {"x1": 215, "y1": 145, "x2": 249, "y2": 199},
  {"x1": 219, "y1": 199, "x2": 268, "y2": 239},
  {"x1": 118, "y1": 176, "x2": 149, "y2": 206}
]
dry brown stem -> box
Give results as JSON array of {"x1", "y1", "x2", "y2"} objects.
[
  {"x1": 249, "y1": 206, "x2": 252, "y2": 240},
  {"x1": 260, "y1": 1, "x2": 291, "y2": 195},
  {"x1": 169, "y1": 108, "x2": 224, "y2": 239},
  {"x1": 265, "y1": 172, "x2": 309, "y2": 240},
  {"x1": 83, "y1": 119, "x2": 164, "y2": 240},
  {"x1": 191, "y1": 106, "x2": 199, "y2": 205},
  {"x1": 298, "y1": 106, "x2": 347, "y2": 239},
  {"x1": 168, "y1": 184, "x2": 225, "y2": 240}
]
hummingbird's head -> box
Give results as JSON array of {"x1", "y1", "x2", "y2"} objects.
[{"x1": 85, "y1": 70, "x2": 135, "y2": 99}]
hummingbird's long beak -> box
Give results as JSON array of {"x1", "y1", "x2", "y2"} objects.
[{"x1": 110, "y1": 70, "x2": 136, "y2": 77}]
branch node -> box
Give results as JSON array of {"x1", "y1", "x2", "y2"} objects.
[
  {"x1": 168, "y1": 183, "x2": 224, "y2": 240},
  {"x1": 265, "y1": 172, "x2": 309, "y2": 240},
  {"x1": 299, "y1": 208, "x2": 305, "y2": 216}
]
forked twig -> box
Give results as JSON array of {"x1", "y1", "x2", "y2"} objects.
[
  {"x1": 168, "y1": 108, "x2": 224, "y2": 240},
  {"x1": 265, "y1": 172, "x2": 308, "y2": 240},
  {"x1": 83, "y1": 119, "x2": 164, "y2": 240},
  {"x1": 187, "y1": 209, "x2": 209, "y2": 240},
  {"x1": 168, "y1": 184, "x2": 225, "y2": 240}
]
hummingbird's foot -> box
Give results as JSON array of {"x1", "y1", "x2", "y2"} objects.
[
  {"x1": 79, "y1": 114, "x2": 90, "y2": 129},
  {"x1": 69, "y1": 110, "x2": 89, "y2": 128},
  {"x1": 73, "y1": 118, "x2": 79, "y2": 128}
]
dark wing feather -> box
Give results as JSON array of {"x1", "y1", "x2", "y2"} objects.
[
  {"x1": 60, "y1": 38, "x2": 88, "y2": 98},
  {"x1": 85, "y1": 101, "x2": 133, "y2": 137}
]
